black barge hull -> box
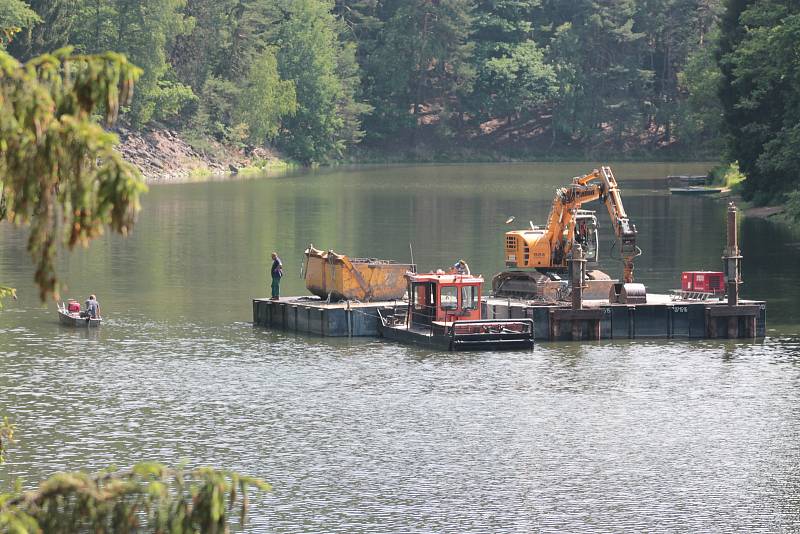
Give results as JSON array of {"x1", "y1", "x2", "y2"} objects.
[
  {"x1": 377, "y1": 316, "x2": 535, "y2": 351},
  {"x1": 253, "y1": 296, "x2": 765, "y2": 342}
]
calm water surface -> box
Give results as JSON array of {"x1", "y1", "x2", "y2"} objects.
[{"x1": 1, "y1": 163, "x2": 800, "y2": 532}]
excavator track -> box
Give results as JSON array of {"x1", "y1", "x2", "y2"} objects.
[
  {"x1": 492, "y1": 269, "x2": 618, "y2": 302},
  {"x1": 491, "y1": 270, "x2": 565, "y2": 301}
]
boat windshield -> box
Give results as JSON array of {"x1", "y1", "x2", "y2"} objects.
[{"x1": 440, "y1": 286, "x2": 458, "y2": 310}]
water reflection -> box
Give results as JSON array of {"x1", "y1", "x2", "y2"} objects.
[{"x1": 1, "y1": 163, "x2": 799, "y2": 531}]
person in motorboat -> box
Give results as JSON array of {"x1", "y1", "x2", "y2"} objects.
[{"x1": 83, "y1": 294, "x2": 101, "y2": 319}]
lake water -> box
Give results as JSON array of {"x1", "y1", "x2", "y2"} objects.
[{"x1": 1, "y1": 162, "x2": 799, "y2": 531}]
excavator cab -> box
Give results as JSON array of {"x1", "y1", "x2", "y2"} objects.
[{"x1": 574, "y1": 210, "x2": 598, "y2": 264}]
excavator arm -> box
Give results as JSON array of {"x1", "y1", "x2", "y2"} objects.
[
  {"x1": 550, "y1": 166, "x2": 639, "y2": 283},
  {"x1": 596, "y1": 166, "x2": 639, "y2": 284},
  {"x1": 499, "y1": 166, "x2": 644, "y2": 296}
]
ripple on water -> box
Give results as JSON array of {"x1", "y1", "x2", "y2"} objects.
[{"x1": 2, "y1": 312, "x2": 800, "y2": 532}]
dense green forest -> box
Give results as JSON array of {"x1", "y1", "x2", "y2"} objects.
[{"x1": 2, "y1": 0, "x2": 800, "y2": 206}]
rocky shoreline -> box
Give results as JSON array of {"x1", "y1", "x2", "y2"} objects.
[{"x1": 114, "y1": 127, "x2": 283, "y2": 183}]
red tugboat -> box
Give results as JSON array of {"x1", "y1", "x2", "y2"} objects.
[{"x1": 378, "y1": 272, "x2": 534, "y2": 351}]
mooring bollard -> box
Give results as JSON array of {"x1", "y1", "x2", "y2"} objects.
[{"x1": 723, "y1": 202, "x2": 742, "y2": 306}]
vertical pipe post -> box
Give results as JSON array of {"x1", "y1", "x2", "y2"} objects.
[
  {"x1": 569, "y1": 244, "x2": 586, "y2": 310},
  {"x1": 567, "y1": 244, "x2": 587, "y2": 341},
  {"x1": 723, "y1": 202, "x2": 742, "y2": 306}
]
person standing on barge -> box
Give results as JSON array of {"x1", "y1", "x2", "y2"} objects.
[{"x1": 270, "y1": 252, "x2": 283, "y2": 300}]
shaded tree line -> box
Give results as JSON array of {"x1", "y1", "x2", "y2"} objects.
[
  {"x1": 2, "y1": 0, "x2": 728, "y2": 163},
  {"x1": 342, "y1": 0, "x2": 726, "y2": 156},
  {"x1": 718, "y1": 0, "x2": 800, "y2": 206}
]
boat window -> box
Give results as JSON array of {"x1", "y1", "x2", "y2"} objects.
[
  {"x1": 440, "y1": 285, "x2": 458, "y2": 310},
  {"x1": 461, "y1": 285, "x2": 478, "y2": 310},
  {"x1": 414, "y1": 285, "x2": 427, "y2": 310}
]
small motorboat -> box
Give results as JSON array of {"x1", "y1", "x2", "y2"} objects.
[
  {"x1": 378, "y1": 271, "x2": 534, "y2": 351},
  {"x1": 669, "y1": 186, "x2": 724, "y2": 195},
  {"x1": 666, "y1": 175, "x2": 709, "y2": 187},
  {"x1": 58, "y1": 301, "x2": 102, "y2": 327}
]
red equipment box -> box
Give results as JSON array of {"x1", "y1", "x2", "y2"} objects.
[{"x1": 681, "y1": 271, "x2": 725, "y2": 293}]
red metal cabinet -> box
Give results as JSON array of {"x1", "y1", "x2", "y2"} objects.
[{"x1": 681, "y1": 271, "x2": 724, "y2": 293}]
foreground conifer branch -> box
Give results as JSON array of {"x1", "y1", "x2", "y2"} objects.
[
  {"x1": 0, "y1": 463, "x2": 270, "y2": 533},
  {"x1": 0, "y1": 47, "x2": 147, "y2": 301}
]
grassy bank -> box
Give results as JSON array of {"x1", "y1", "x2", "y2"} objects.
[
  {"x1": 709, "y1": 161, "x2": 746, "y2": 189},
  {"x1": 237, "y1": 158, "x2": 298, "y2": 175}
]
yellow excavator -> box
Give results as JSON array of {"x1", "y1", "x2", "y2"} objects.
[{"x1": 492, "y1": 165, "x2": 646, "y2": 303}]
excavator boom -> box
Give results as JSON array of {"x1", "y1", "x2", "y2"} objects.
[
  {"x1": 494, "y1": 165, "x2": 644, "y2": 302},
  {"x1": 597, "y1": 166, "x2": 638, "y2": 284}
]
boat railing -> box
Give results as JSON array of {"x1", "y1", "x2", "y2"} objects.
[
  {"x1": 669, "y1": 289, "x2": 722, "y2": 301},
  {"x1": 377, "y1": 308, "x2": 406, "y2": 327},
  {"x1": 448, "y1": 318, "x2": 535, "y2": 337}
]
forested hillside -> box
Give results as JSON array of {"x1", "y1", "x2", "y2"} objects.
[
  {"x1": 1, "y1": 0, "x2": 725, "y2": 164},
  {"x1": 4, "y1": 0, "x2": 800, "y2": 207}
]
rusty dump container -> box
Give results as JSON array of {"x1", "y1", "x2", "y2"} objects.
[{"x1": 304, "y1": 245, "x2": 414, "y2": 302}]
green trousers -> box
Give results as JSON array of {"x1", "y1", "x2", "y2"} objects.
[{"x1": 271, "y1": 277, "x2": 280, "y2": 298}]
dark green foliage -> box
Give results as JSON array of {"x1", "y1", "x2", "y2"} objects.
[
  {"x1": 274, "y1": 0, "x2": 368, "y2": 163},
  {"x1": 1, "y1": 0, "x2": 740, "y2": 166},
  {"x1": 67, "y1": 0, "x2": 196, "y2": 126},
  {"x1": 0, "y1": 463, "x2": 270, "y2": 532},
  {"x1": 111, "y1": 0, "x2": 194, "y2": 125},
  {"x1": 675, "y1": 26, "x2": 724, "y2": 154},
  {"x1": 785, "y1": 190, "x2": 800, "y2": 223},
  {"x1": 334, "y1": 0, "x2": 381, "y2": 42},
  {"x1": 334, "y1": 0, "x2": 383, "y2": 105},
  {"x1": 194, "y1": 76, "x2": 243, "y2": 143},
  {"x1": 718, "y1": 0, "x2": 800, "y2": 201},
  {"x1": 0, "y1": 0, "x2": 40, "y2": 46},
  {"x1": 6, "y1": 0, "x2": 76, "y2": 60},
  {"x1": 470, "y1": 41, "x2": 556, "y2": 123},
  {"x1": 176, "y1": 0, "x2": 367, "y2": 163},
  {"x1": 170, "y1": 0, "x2": 237, "y2": 91},
  {"x1": 222, "y1": 0, "x2": 280, "y2": 82},
  {"x1": 0, "y1": 47, "x2": 146, "y2": 301},
  {"x1": 366, "y1": 0, "x2": 475, "y2": 141},
  {"x1": 634, "y1": 0, "x2": 715, "y2": 143},
  {"x1": 467, "y1": 1, "x2": 556, "y2": 125},
  {"x1": 472, "y1": 0, "x2": 537, "y2": 44},
  {"x1": 545, "y1": 0, "x2": 650, "y2": 146},
  {"x1": 236, "y1": 47, "x2": 297, "y2": 143}
]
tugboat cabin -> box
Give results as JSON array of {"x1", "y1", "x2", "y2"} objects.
[
  {"x1": 409, "y1": 273, "x2": 483, "y2": 328},
  {"x1": 377, "y1": 271, "x2": 535, "y2": 351}
]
